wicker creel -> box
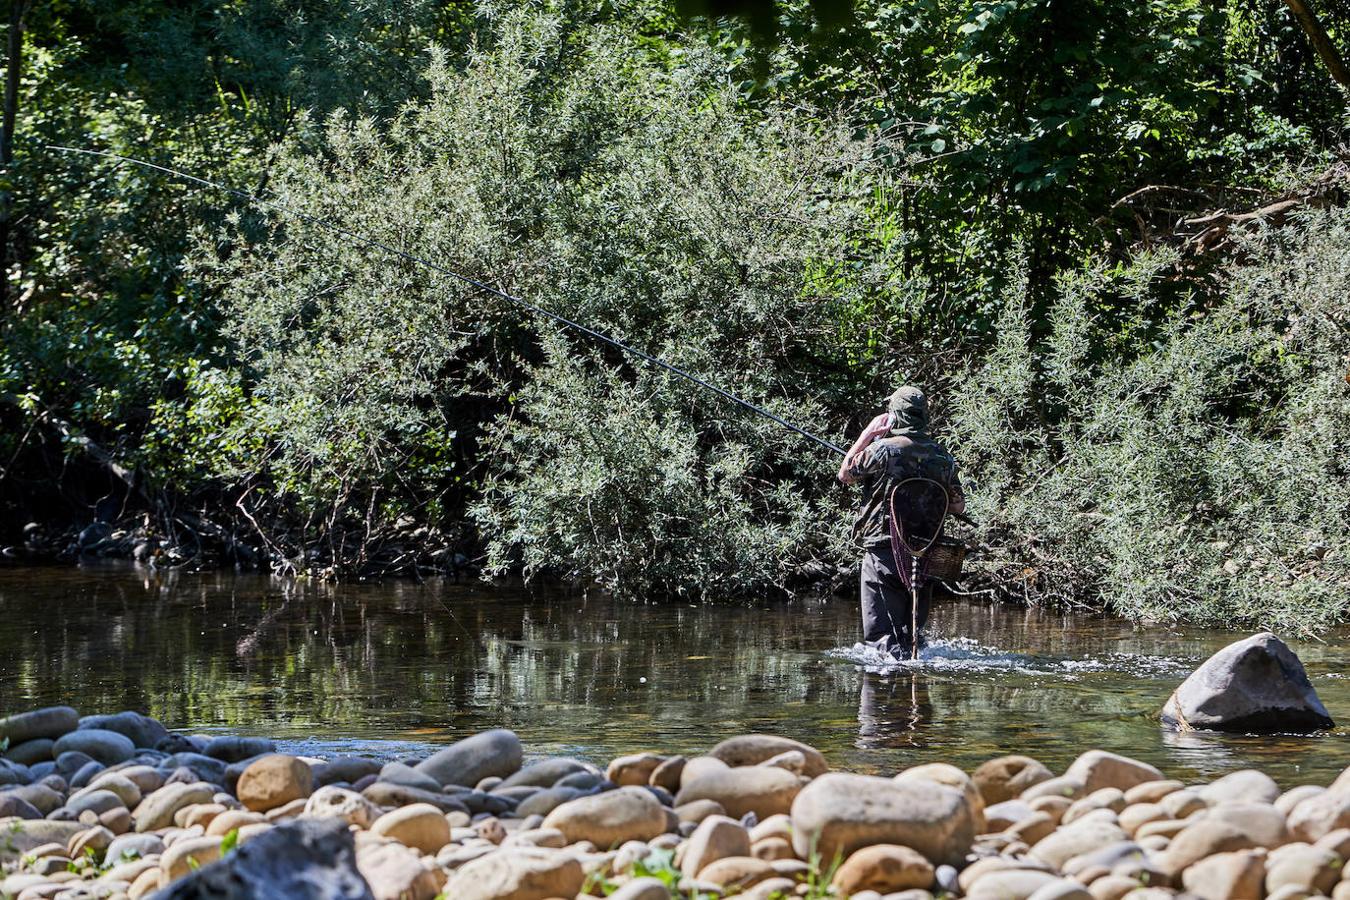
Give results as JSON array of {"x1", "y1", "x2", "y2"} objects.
[{"x1": 923, "y1": 538, "x2": 968, "y2": 582}]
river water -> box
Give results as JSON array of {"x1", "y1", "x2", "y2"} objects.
[{"x1": 1, "y1": 563, "x2": 1347, "y2": 785}]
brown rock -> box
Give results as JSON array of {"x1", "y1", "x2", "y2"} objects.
[
  {"x1": 673, "y1": 799, "x2": 725, "y2": 824},
  {"x1": 1160, "y1": 822, "x2": 1258, "y2": 878},
  {"x1": 1265, "y1": 845, "x2": 1341, "y2": 894},
  {"x1": 967, "y1": 869, "x2": 1060, "y2": 900},
  {"x1": 1031, "y1": 795, "x2": 1076, "y2": 826},
  {"x1": 831, "y1": 844, "x2": 934, "y2": 895},
  {"x1": 1092, "y1": 875, "x2": 1148, "y2": 900},
  {"x1": 1009, "y1": 812, "x2": 1058, "y2": 845},
  {"x1": 1161, "y1": 790, "x2": 1208, "y2": 820},
  {"x1": 160, "y1": 835, "x2": 223, "y2": 881},
  {"x1": 1030, "y1": 822, "x2": 1130, "y2": 869},
  {"x1": 974, "y1": 756, "x2": 1056, "y2": 805},
  {"x1": 1125, "y1": 781, "x2": 1185, "y2": 805},
  {"x1": 1024, "y1": 776, "x2": 1088, "y2": 803},
  {"x1": 898, "y1": 763, "x2": 987, "y2": 833},
  {"x1": 236, "y1": 755, "x2": 313, "y2": 813},
  {"x1": 707, "y1": 735, "x2": 827, "y2": 778},
  {"x1": 695, "y1": 855, "x2": 776, "y2": 891},
  {"x1": 1288, "y1": 791, "x2": 1350, "y2": 842},
  {"x1": 205, "y1": 809, "x2": 266, "y2": 836},
  {"x1": 1199, "y1": 771, "x2": 1281, "y2": 807},
  {"x1": 648, "y1": 756, "x2": 686, "y2": 793},
  {"x1": 1065, "y1": 789, "x2": 1128, "y2": 825},
  {"x1": 789, "y1": 772, "x2": 976, "y2": 866},
  {"x1": 1120, "y1": 803, "x2": 1167, "y2": 837},
  {"x1": 680, "y1": 815, "x2": 751, "y2": 877},
  {"x1": 542, "y1": 786, "x2": 668, "y2": 848},
  {"x1": 1203, "y1": 802, "x2": 1291, "y2": 848},
  {"x1": 1066, "y1": 752, "x2": 1164, "y2": 794},
  {"x1": 1276, "y1": 786, "x2": 1326, "y2": 817},
  {"x1": 751, "y1": 837, "x2": 794, "y2": 860},
  {"x1": 357, "y1": 841, "x2": 441, "y2": 900},
  {"x1": 1179, "y1": 849, "x2": 1266, "y2": 900},
  {"x1": 607, "y1": 754, "x2": 666, "y2": 787},
  {"x1": 371, "y1": 803, "x2": 453, "y2": 854},
  {"x1": 675, "y1": 766, "x2": 801, "y2": 819}
]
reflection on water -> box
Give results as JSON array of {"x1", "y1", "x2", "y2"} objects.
[{"x1": 1, "y1": 563, "x2": 1347, "y2": 784}]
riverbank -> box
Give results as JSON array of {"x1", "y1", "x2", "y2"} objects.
[{"x1": 3, "y1": 707, "x2": 1350, "y2": 900}]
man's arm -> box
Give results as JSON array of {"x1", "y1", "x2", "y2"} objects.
[
  {"x1": 838, "y1": 413, "x2": 891, "y2": 484},
  {"x1": 947, "y1": 469, "x2": 967, "y2": 516}
]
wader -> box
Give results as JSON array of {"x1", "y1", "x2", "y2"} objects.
[{"x1": 860, "y1": 541, "x2": 931, "y2": 656}]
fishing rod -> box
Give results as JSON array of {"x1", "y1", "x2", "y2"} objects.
[{"x1": 47, "y1": 145, "x2": 847, "y2": 457}]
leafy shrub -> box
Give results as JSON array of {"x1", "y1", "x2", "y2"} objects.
[{"x1": 949, "y1": 210, "x2": 1350, "y2": 633}]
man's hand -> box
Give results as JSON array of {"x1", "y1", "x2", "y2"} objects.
[{"x1": 838, "y1": 412, "x2": 892, "y2": 484}]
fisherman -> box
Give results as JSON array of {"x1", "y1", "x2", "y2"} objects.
[{"x1": 838, "y1": 386, "x2": 965, "y2": 657}]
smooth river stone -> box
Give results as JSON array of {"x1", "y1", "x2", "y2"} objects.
[
  {"x1": 52, "y1": 729, "x2": 135, "y2": 767},
  {"x1": 674, "y1": 765, "x2": 802, "y2": 819},
  {"x1": 78, "y1": 712, "x2": 169, "y2": 750},
  {"x1": 542, "y1": 785, "x2": 669, "y2": 847},
  {"x1": 0, "y1": 707, "x2": 79, "y2": 747},
  {"x1": 497, "y1": 757, "x2": 591, "y2": 790},
  {"x1": 414, "y1": 729, "x2": 522, "y2": 788},
  {"x1": 707, "y1": 734, "x2": 828, "y2": 778},
  {"x1": 790, "y1": 772, "x2": 976, "y2": 866}
]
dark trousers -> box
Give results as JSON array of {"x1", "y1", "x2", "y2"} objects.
[{"x1": 860, "y1": 544, "x2": 931, "y2": 656}]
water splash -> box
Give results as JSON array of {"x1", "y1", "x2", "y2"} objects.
[{"x1": 827, "y1": 636, "x2": 1190, "y2": 679}]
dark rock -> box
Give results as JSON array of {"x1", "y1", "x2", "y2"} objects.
[
  {"x1": 378, "y1": 761, "x2": 443, "y2": 793},
  {"x1": 79, "y1": 522, "x2": 112, "y2": 548},
  {"x1": 28, "y1": 761, "x2": 55, "y2": 780},
  {"x1": 1161, "y1": 632, "x2": 1334, "y2": 733},
  {"x1": 497, "y1": 757, "x2": 591, "y2": 790},
  {"x1": 52, "y1": 729, "x2": 135, "y2": 766},
  {"x1": 0, "y1": 793, "x2": 42, "y2": 819},
  {"x1": 554, "y1": 771, "x2": 604, "y2": 791},
  {"x1": 5, "y1": 738, "x2": 55, "y2": 766},
  {"x1": 361, "y1": 781, "x2": 471, "y2": 815},
  {"x1": 157, "y1": 733, "x2": 202, "y2": 754},
  {"x1": 70, "y1": 760, "x2": 105, "y2": 789},
  {"x1": 460, "y1": 789, "x2": 514, "y2": 816},
  {"x1": 152, "y1": 818, "x2": 375, "y2": 899},
  {"x1": 163, "y1": 752, "x2": 229, "y2": 785},
  {"x1": 312, "y1": 757, "x2": 381, "y2": 787},
  {"x1": 4, "y1": 783, "x2": 64, "y2": 815},
  {"x1": 0, "y1": 706, "x2": 80, "y2": 746},
  {"x1": 350, "y1": 773, "x2": 377, "y2": 792},
  {"x1": 79, "y1": 711, "x2": 169, "y2": 750},
  {"x1": 0, "y1": 759, "x2": 32, "y2": 785},
  {"x1": 646, "y1": 785, "x2": 676, "y2": 807},
  {"x1": 413, "y1": 729, "x2": 522, "y2": 788},
  {"x1": 56, "y1": 751, "x2": 97, "y2": 779},
  {"x1": 204, "y1": 736, "x2": 277, "y2": 763}
]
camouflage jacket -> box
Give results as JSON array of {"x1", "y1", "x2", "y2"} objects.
[{"x1": 847, "y1": 432, "x2": 965, "y2": 549}]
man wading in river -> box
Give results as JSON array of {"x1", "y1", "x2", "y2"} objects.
[{"x1": 838, "y1": 386, "x2": 965, "y2": 657}]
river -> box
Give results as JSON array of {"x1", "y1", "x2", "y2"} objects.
[{"x1": 1, "y1": 563, "x2": 1347, "y2": 784}]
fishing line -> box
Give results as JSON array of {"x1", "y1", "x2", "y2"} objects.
[{"x1": 47, "y1": 145, "x2": 847, "y2": 457}]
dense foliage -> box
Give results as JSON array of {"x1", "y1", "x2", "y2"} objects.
[{"x1": 0, "y1": 0, "x2": 1346, "y2": 629}]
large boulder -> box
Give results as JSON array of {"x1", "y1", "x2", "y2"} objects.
[
  {"x1": 0, "y1": 706, "x2": 79, "y2": 746},
  {"x1": 414, "y1": 729, "x2": 522, "y2": 788},
  {"x1": 153, "y1": 818, "x2": 375, "y2": 899},
  {"x1": 1161, "y1": 633, "x2": 1333, "y2": 732},
  {"x1": 789, "y1": 772, "x2": 975, "y2": 866}
]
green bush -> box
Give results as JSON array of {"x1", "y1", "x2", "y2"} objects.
[{"x1": 949, "y1": 211, "x2": 1350, "y2": 633}]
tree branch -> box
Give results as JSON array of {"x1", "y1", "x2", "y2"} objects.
[{"x1": 1284, "y1": 0, "x2": 1350, "y2": 88}]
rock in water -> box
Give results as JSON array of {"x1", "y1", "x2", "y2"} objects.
[
  {"x1": 414, "y1": 729, "x2": 522, "y2": 787},
  {"x1": 154, "y1": 818, "x2": 375, "y2": 899},
  {"x1": 1161, "y1": 632, "x2": 1333, "y2": 732}
]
